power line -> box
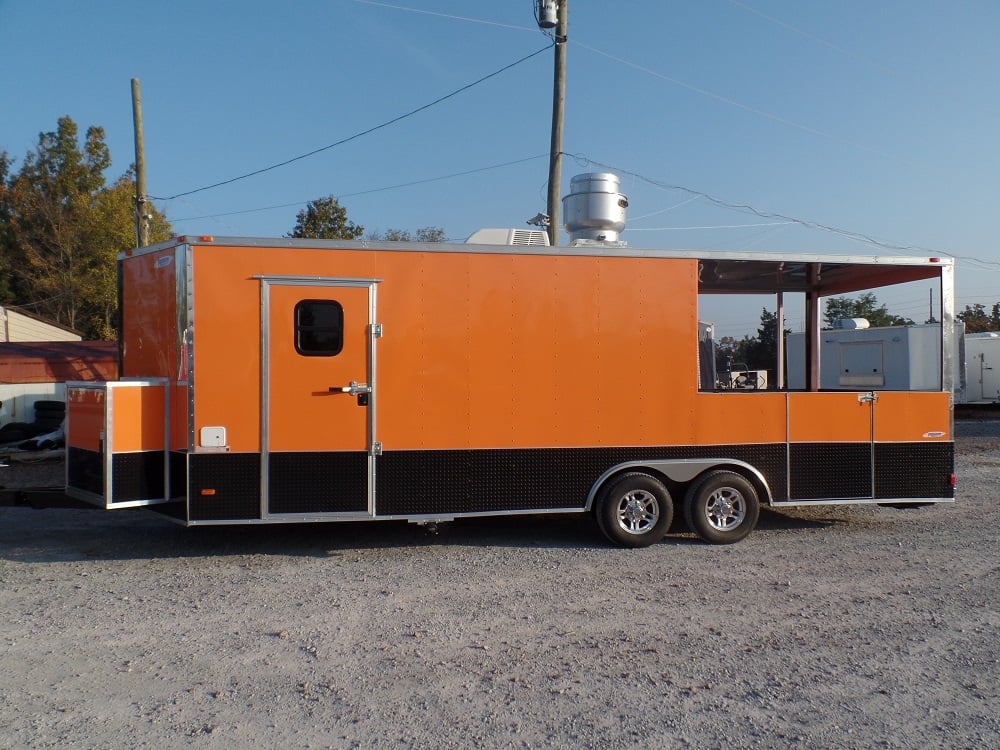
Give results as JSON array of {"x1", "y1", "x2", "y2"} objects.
[
  {"x1": 352, "y1": 0, "x2": 538, "y2": 33},
  {"x1": 170, "y1": 153, "x2": 549, "y2": 222},
  {"x1": 625, "y1": 222, "x2": 795, "y2": 232},
  {"x1": 726, "y1": 0, "x2": 889, "y2": 72},
  {"x1": 569, "y1": 38, "x2": 917, "y2": 169},
  {"x1": 565, "y1": 152, "x2": 950, "y2": 256},
  {"x1": 628, "y1": 195, "x2": 702, "y2": 222},
  {"x1": 954, "y1": 255, "x2": 1000, "y2": 270},
  {"x1": 151, "y1": 44, "x2": 552, "y2": 201}
]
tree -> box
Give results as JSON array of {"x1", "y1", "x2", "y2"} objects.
[
  {"x1": 3, "y1": 117, "x2": 109, "y2": 330},
  {"x1": 365, "y1": 226, "x2": 446, "y2": 243},
  {"x1": 714, "y1": 308, "x2": 790, "y2": 378},
  {"x1": 745, "y1": 309, "x2": 785, "y2": 371},
  {"x1": 287, "y1": 196, "x2": 363, "y2": 240},
  {"x1": 415, "y1": 226, "x2": 446, "y2": 243},
  {"x1": 0, "y1": 151, "x2": 15, "y2": 302},
  {"x1": 957, "y1": 303, "x2": 1000, "y2": 333},
  {"x1": 1, "y1": 116, "x2": 171, "y2": 338},
  {"x1": 82, "y1": 173, "x2": 172, "y2": 338},
  {"x1": 823, "y1": 292, "x2": 913, "y2": 329}
]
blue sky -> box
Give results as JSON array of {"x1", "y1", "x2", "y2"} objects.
[{"x1": 1, "y1": 1, "x2": 998, "y2": 338}]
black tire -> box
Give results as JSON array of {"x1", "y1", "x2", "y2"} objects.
[
  {"x1": 33, "y1": 400, "x2": 66, "y2": 413},
  {"x1": 0, "y1": 424, "x2": 30, "y2": 443},
  {"x1": 684, "y1": 470, "x2": 760, "y2": 545},
  {"x1": 23, "y1": 422, "x2": 51, "y2": 438},
  {"x1": 595, "y1": 472, "x2": 673, "y2": 548}
]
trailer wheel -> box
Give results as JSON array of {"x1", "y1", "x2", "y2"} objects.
[
  {"x1": 596, "y1": 472, "x2": 673, "y2": 548},
  {"x1": 684, "y1": 470, "x2": 759, "y2": 545}
]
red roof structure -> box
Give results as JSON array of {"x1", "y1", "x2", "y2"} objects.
[{"x1": 0, "y1": 342, "x2": 118, "y2": 384}]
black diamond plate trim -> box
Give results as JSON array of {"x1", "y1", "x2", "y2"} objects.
[
  {"x1": 875, "y1": 442, "x2": 954, "y2": 498},
  {"x1": 189, "y1": 453, "x2": 261, "y2": 521},
  {"x1": 110, "y1": 452, "x2": 166, "y2": 503},
  {"x1": 268, "y1": 452, "x2": 367, "y2": 514},
  {"x1": 789, "y1": 443, "x2": 872, "y2": 499},
  {"x1": 86, "y1": 441, "x2": 954, "y2": 523},
  {"x1": 375, "y1": 444, "x2": 788, "y2": 517}
]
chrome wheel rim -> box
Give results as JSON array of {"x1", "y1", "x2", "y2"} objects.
[
  {"x1": 616, "y1": 490, "x2": 659, "y2": 534},
  {"x1": 705, "y1": 487, "x2": 746, "y2": 531}
]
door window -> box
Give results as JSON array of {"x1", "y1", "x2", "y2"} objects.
[{"x1": 294, "y1": 299, "x2": 344, "y2": 356}]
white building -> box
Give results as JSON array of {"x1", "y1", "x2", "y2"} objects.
[{"x1": 0, "y1": 305, "x2": 81, "y2": 342}]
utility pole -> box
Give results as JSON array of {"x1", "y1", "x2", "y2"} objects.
[
  {"x1": 544, "y1": 0, "x2": 567, "y2": 247},
  {"x1": 131, "y1": 78, "x2": 150, "y2": 247}
]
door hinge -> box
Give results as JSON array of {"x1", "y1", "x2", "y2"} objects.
[
  {"x1": 371, "y1": 441, "x2": 383, "y2": 456},
  {"x1": 371, "y1": 323, "x2": 383, "y2": 338}
]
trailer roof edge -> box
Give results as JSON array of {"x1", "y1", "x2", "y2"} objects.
[{"x1": 120, "y1": 235, "x2": 954, "y2": 270}]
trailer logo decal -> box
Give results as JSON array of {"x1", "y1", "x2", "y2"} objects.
[
  {"x1": 156, "y1": 255, "x2": 173, "y2": 268},
  {"x1": 923, "y1": 431, "x2": 945, "y2": 438}
]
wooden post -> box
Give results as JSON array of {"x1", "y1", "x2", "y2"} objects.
[
  {"x1": 546, "y1": 0, "x2": 567, "y2": 247},
  {"x1": 131, "y1": 78, "x2": 149, "y2": 247}
]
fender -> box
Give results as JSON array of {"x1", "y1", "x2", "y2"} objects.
[{"x1": 587, "y1": 458, "x2": 774, "y2": 511}]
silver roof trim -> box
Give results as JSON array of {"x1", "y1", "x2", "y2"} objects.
[{"x1": 120, "y1": 235, "x2": 954, "y2": 269}]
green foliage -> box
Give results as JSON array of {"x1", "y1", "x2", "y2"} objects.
[
  {"x1": 0, "y1": 152, "x2": 15, "y2": 302},
  {"x1": 716, "y1": 308, "x2": 789, "y2": 375},
  {"x1": 415, "y1": 226, "x2": 446, "y2": 243},
  {"x1": 746, "y1": 308, "x2": 784, "y2": 370},
  {"x1": 958, "y1": 303, "x2": 1000, "y2": 333},
  {"x1": 287, "y1": 196, "x2": 363, "y2": 240},
  {"x1": 83, "y1": 174, "x2": 173, "y2": 339},
  {"x1": 366, "y1": 226, "x2": 447, "y2": 243},
  {"x1": 823, "y1": 292, "x2": 913, "y2": 329},
  {"x1": 369, "y1": 228, "x2": 411, "y2": 242},
  {"x1": 0, "y1": 116, "x2": 172, "y2": 339}
]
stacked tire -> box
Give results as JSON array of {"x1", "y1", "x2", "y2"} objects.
[{"x1": 33, "y1": 400, "x2": 66, "y2": 432}]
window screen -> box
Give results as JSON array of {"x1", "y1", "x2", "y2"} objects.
[{"x1": 295, "y1": 299, "x2": 344, "y2": 356}]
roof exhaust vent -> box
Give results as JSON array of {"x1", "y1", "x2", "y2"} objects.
[{"x1": 563, "y1": 173, "x2": 628, "y2": 245}]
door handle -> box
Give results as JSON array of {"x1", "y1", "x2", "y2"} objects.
[{"x1": 330, "y1": 380, "x2": 371, "y2": 397}]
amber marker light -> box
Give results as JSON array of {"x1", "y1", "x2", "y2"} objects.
[
  {"x1": 198, "y1": 235, "x2": 214, "y2": 242},
  {"x1": 200, "y1": 489, "x2": 217, "y2": 496}
]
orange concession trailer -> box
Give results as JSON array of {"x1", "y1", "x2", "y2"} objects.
[{"x1": 64, "y1": 236, "x2": 956, "y2": 547}]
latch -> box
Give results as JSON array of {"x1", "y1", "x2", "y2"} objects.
[
  {"x1": 330, "y1": 380, "x2": 372, "y2": 406},
  {"x1": 332, "y1": 380, "x2": 372, "y2": 397},
  {"x1": 858, "y1": 391, "x2": 878, "y2": 404}
]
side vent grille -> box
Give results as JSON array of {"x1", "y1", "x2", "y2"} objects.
[
  {"x1": 510, "y1": 230, "x2": 549, "y2": 246},
  {"x1": 465, "y1": 228, "x2": 550, "y2": 246}
]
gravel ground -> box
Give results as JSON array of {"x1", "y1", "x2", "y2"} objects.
[{"x1": 0, "y1": 426, "x2": 997, "y2": 749}]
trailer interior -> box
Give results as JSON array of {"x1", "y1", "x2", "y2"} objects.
[{"x1": 697, "y1": 254, "x2": 954, "y2": 393}]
